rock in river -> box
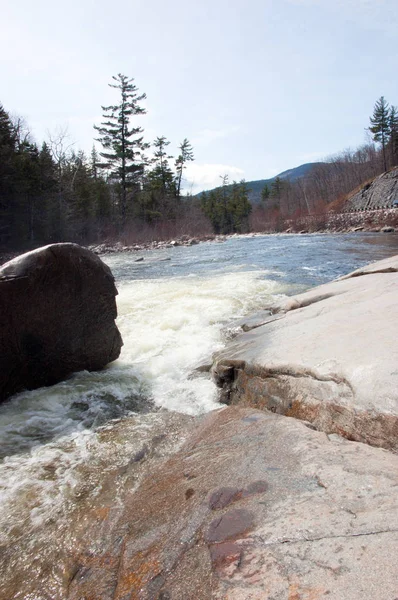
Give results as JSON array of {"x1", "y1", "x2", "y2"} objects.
[
  {"x1": 212, "y1": 254, "x2": 398, "y2": 451},
  {"x1": 0, "y1": 243, "x2": 123, "y2": 402}
]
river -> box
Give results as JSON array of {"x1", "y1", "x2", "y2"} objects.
[{"x1": 1, "y1": 232, "x2": 398, "y2": 599}]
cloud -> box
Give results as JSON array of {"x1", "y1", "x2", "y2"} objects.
[{"x1": 184, "y1": 163, "x2": 245, "y2": 194}]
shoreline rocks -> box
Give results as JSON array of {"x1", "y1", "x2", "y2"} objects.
[
  {"x1": 0, "y1": 243, "x2": 122, "y2": 402},
  {"x1": 65, "y1": 406, "x2": 398, "y2": 599},
  {"x1": 1, "y1": 228, "x2": 397, "y2": 267},
  {"x1": 87, "y1": 234, "x2": 213, "y2": 256},
  {"x1": 212, "y1": 255, "x2": 398, "y2": 451},
  {"x1": 2, "y1": 255, "x2": 398, "y2": 598}
]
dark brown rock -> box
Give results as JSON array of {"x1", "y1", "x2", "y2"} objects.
[
  {"x1": 0, "y1": 243, "x2": 122, "y2": 402},
  {"x1": 242, "y1": 480, "x2": 268, "y2": 497},
  {"x1": 205, "y1": 509, "x2": 255, "y2": 543},
  {"x1": 208, "y1": 487, "x2": 242, "y2": 510},
  {"x1": 209, "y1": 542, "x2": 242, "y2": 570}
]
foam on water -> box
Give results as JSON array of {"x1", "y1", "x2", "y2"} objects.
[
  {"x1": 0, "y1": 269, "x2": 289, "y2": 548},
  {"x1": 116, "y1": 270, "x2": 287, "y2": 414},
  {"x1": 2, "y1": 233, "x2": 398, "y2": 597}
]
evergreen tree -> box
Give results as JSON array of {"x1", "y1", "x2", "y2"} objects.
[
  {"x1": 369, "y1": 96, "x2": 390, "y2": 172},
  {"x1": 38, "y1": 142, "x2": 58, "y2": 240},
  {"x1": 0, "y1": 104, "x2": 16, "y2": 245},
  {"x1": 136, "y1": 136, "x2": 177, "y2": 222},
  {"x1": 153, "y1": 136, "x2": 175, "y2": 199},
  {"x1": 228, "y1": 180, "x2": 252, "y2": 232},
  {"x1": 13, "y1": 141, "x2": 41, "y2": 242},
  {"x1": 270, "y1": 176, "x2": 284, "y2": 200},
  {"x1": 261, "y1": 183, "x2": 270, "y2": 202},
  {"x1": 388, "y1": 105, "x2": 398, "y2": 165},
  {"x1": 90, "y1": 145, "x2": 100, "y2": 180},
  {"x1": 201, "y1": 177, "x2": 251, "y2": 234},
  {"x1": 94, "y1": 74, "x2": 148, "y2": 221},
  {"x1": 175, "y1": 138, "x2": 194, "y2": 200}
]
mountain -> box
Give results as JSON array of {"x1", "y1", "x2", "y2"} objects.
[{"x1": 196, "y1": 162, "x2": 324, "y2": 204}]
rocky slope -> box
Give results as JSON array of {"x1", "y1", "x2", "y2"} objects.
[{"x1": 344, "y1": 167, "x2": 398, "y2": 212}]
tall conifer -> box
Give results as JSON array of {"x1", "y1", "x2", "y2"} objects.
[
  {"x1": 94, "y1": 74, "x2": 148, "y2": 221},
  {"x1": 369, "y1": 96, "x2": 390, "y2": 172},
  {"x1": 175, "y1": 139, "x2": 194, "y2": 200}
]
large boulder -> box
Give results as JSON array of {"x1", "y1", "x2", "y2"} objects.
[
  {"x1": 0, "y1": 243, "x2": 123, "y2": 402},
  {"x1": 212, "y1": 255, "x2": 398, "y2": 450}
]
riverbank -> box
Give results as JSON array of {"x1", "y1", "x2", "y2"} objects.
[
  {"x1": 212, "y1": 254, "x2": 398, "y2": 451},
  {"x1": 63, "y1": 256, "x2": 398, "y2": 598},
  {"x1": 87, "y1": 212, "x2": 397, "y2": 257},
  {"x1": 1, "y1": 211, "x2": 396, "y2": 267},
  {"x1": 1, "y1": 247, "x2": 398, "y2": 599}
]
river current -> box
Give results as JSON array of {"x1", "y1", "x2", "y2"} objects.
[{"x1": 1, "y1": 232, "x2": 398, "y2": 598}]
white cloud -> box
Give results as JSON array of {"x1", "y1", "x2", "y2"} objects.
[{"x1": 184, "y1": 163, "x2": 245, "y2": 194}]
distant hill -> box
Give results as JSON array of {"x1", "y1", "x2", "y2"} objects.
[{"x1": 196, "y1": 162, "x2": 324, "y2": 204}]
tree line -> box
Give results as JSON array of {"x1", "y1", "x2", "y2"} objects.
[
  {"x1": 201, "y1": 176, "x2": 252, "y2": 234},
  {"x1": 0, "y1": 74, "x2": 211, "y2": 251},
  {"x1": 1, "y1": 88, "x2": 397, "y2": 251},
  {"x1": 250, "y1": 96, "x2": 398, "y2": 230}
]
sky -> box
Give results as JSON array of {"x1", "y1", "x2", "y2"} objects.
[{"x1": 1, "y1": 0, "x2": 398, "y2": 193}]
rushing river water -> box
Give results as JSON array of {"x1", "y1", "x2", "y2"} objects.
[{"x1": 1, "y1": 232, "x2": 398, "y2": 598}]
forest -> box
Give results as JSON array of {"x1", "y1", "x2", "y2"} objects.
[{"x1": 0, "y1": 81, "x2": 397, "y2": 252}]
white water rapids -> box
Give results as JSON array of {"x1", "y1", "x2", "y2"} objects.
[
  {"x1": 2, "y1": 232, "x2": 398, "y2": 598},
  {"x1": 0, "y1": 268, "x2": 289, "y2": 561}
]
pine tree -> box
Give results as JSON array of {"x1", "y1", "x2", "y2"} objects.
[
  {"x1": 94, "y1": 74, "x2": 148, "y2": 221},
  {"x1": 175, "y1": 138, "x2": 194, "y2": 200},
  {"x1": 261, "y1": 183, "x2": 270, "y2": 202},
  {"x1": 153, "y1": 136, "x2": 175, "y2": 199},
  {"x1": 369, "y1": 96, "x2": 390, "y2": 172},
  {"x1": 0, "y1": 104, "x2": 17, "y2": 244},
  {"x1": 0, "y1": 105, "x2": 16, "y2": 195},
  {"x1": 228, "y1": 180, "x2": 252, "y2": 232},
  {"x1": 388, "y1": 105, "x2": 398, "y2": 166},
  {"x1": 201, "y1": 177, "x2": 251, "y2": 234},
  {"x1": 270, "y1": 176, "x2": 284, "y2": 200},
  {"x1": 38, "y1": 142, "x2": 58, "y2": 240},
  {"x1": 90, "y1": 145, "x2": 99, "y2": 180}
]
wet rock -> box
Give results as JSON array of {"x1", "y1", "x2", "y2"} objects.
[
  {"x1": 206, "y1": 510, "x2": 255, "y2": 543},
  {"x1": 62, "y1": 406, "x2": 398, "y2": 600},
  {"x1": 209, "y1": 542, "x2": 242, "y2": 571},
  {"x1": 382, "y1": 225, "x2": 395, "y2": 232},
  {"x1": 135, "y1": 256, "x2": 144, "y2": 262},
  {"x1": 208, "y1": 487, "x2": 243, "y2": 510},
  {"x1": 0, "y1": 243, "x2": 122, "y2": 402}
]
